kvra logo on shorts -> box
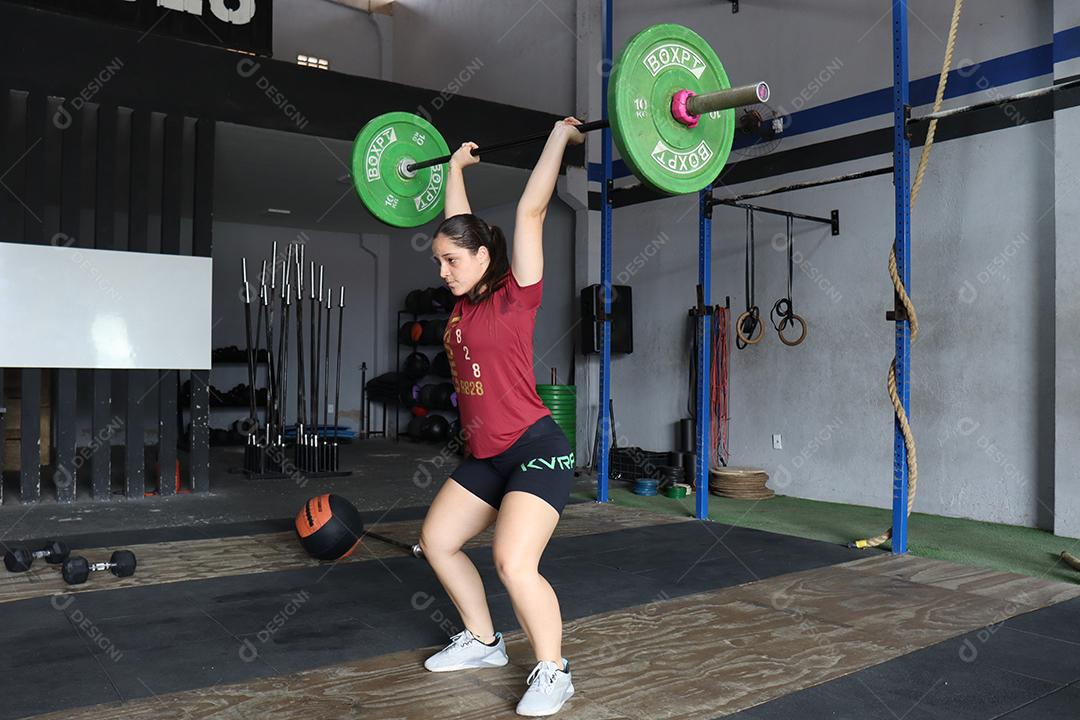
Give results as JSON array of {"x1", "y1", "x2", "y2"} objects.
[{"x1": 520, "y1": 453, "x2": 575, "y2": 472}]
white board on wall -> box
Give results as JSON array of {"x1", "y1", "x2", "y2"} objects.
[{"x1": 0, "y1": 243, "x2": 213, "y2": 369}]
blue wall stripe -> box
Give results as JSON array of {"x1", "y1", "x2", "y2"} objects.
[
  {"x1": 1054, "y1": 26, "x2": 1080, "y2": 65},
  {"x1": 590, "y1": 26, "x2": 1080, "y2": 182}
]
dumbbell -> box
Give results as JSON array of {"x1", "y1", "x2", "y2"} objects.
[
  {"x1": 4, "y1": 540, "x2": 70, "y2": 573},
  {"x1": 62, "y1": 550, "x2": 138, "y2": 586}
]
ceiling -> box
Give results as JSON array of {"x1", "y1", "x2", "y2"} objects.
[{"x1": 213, "y1": 122, "x2": 532, "y2": 234}]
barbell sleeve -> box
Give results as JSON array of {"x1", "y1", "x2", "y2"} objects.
[{"x1": 686, "y1": 82, "x2": 770, "y2": 116}]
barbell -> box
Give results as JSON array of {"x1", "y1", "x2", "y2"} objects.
[{"x1": 351, "y1": 23, "x2": 769, "y2": 228}]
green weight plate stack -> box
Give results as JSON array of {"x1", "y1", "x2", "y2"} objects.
[{"x1": 536, "y1": 384, "x2": 576, "y2": 451}]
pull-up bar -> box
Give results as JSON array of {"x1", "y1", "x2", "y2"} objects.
[{"x1": 711, "y1": 198, "x2": 840, "y2": 235}]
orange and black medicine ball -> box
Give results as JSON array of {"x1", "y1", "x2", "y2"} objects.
[{"x1": 295, "y1": 494, "x2": 365, "y2": 561}]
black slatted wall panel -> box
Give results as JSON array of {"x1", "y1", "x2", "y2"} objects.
[
  {"x1": 0, "y1": 90, "x2": 12, "y2": 506},
  {"x1": 122, "y1": 109, "x2": 149, "y2": 499},
  {"x1": 20, "y1": 92, "x2": 45, "y2": 503},
  {"x1": 2, "y1": 96, "x2": 214, "y2": 505},
  {"x1": 189, "y1": 118, "x2": 214, "y2": 494},
  {"x1": 157, "y1": 113, "x2": 182, "y2": 497},
  {"x1": 54, "y1": 101, "x2": 84, "y2": 503},
  {"x1": 92, "y1": 105, "x2": 116, "y2": 501}
]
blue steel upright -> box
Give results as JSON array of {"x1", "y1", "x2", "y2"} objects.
[
  {"x1": 695, "y1": 188, "x2": 713, "y2": 520},
  {"x1": 596, "y1": 0, "x2": 614, "y2": 505},
  {"x1": 891, "y1": 0, "x2": 912, "y2": 554}
]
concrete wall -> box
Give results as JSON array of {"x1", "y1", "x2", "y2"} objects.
[
  {"x1": 1053, "y1": 0, "x2": 1080, "y2": 539},
  {"x1": 561, "y1": 0, "x2": 1073, "y2": 532}
]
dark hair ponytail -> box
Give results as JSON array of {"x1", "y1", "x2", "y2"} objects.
[{"x1": 435, "y1": 213, "x2": 510, "y2": 304}]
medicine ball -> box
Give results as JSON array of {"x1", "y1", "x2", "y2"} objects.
[
  {"x1": 410, "y1": 405, "x2": 428, "y2": 417},
  {"x1": 405, "y1": 289, "x2": 425, "y2": 314},
  {"x1": 408, "y1": 415, "x2": 426, "y2": 438},
  {"x1": 420, "y1": 287, "x2": 436, "y2": 313},
  {"x1": 397, "y1": 321, "x2": 420, "y2": 344},
  {"x1": 425, "y1": 415, "x2": 450, "y2": 441},
  {"x1": 431, "y1": 286, "x2": 455, "y2": 312},
  {"x1": 427, "y1": 318, "x2": 447, "y2": 345},
  {"x1": 295, "y1": 494, "x2": 364, "y2": 561},
  {"x1": 402, "y1": 351, "x2": 430, "y2": 380},
  {"x1": 432, "y1": 351, "x2": 451, "y2": 378}
]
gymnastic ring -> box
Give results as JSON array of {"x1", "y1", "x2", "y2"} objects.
[
  {"x1": 736, "y1": 308, "x2": 765, "y2": 346},
  {"x1": 778, "y1": 313, "x2": 807, "y2": 347}
]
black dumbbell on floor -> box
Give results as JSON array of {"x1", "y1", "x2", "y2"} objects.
[
  {"x1": 62, "y1": 550, "x2": 138, "y2": 586},
  {"x1": 4, "y1": 541, "x2": 70, "y2": 573}
]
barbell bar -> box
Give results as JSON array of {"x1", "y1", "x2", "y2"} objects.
[{"x1": 404, "y1": 82, "x2": 768, "y2": 175}]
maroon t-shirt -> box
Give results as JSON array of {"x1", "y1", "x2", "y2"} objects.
[{"x1": 443, "y1": 271, "x2": 550, "y2": 459}]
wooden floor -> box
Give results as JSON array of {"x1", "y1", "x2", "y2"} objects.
[
  {"x1": 0, "y1": 502, "x2": 688, "y2": 605},
  {"x1": 31, "y1": 551, "x2": 1080, "y2": 720}
]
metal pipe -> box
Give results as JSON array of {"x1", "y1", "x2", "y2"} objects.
[
  {"x1": 294, "y1": 252, "x2": 306, "y2": 434},
  {"x1": 323, "y1": 287, "x2": 331, "y2": 441},
  {"x1": 712, "y1": 198, "x2": 835, "y2": 229},
  {"x1": 241, "y1": 260, "x2": 258, "y2": 429},
  {"x1": 717, "y1": 166, "x2": 893, "y2": 202},
  {"x1": 909, "y1": 77, "x2": 1080, "y2": 124},
  {"x1": 335, "y1": 287, "x2": 344, "y2": 452}
]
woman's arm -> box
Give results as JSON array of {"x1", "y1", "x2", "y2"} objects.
[
  {"x1": 445, "y1": 142, "x2": 478, "y2": 218},
  {"x1": 512, "y1": 118, "x2": 584, "y2": 286}
]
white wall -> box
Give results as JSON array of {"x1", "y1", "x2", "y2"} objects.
[
  {"x1": 272, "y1": 0, "x2": 384, "y2": 78},
  {"x1": 567, "y1": 0, "x2": 1071, "y2": 532}
]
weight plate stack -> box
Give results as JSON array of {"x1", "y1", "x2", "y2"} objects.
[
  {"x1": 708, "y1": 466, "x2": 774, "y2": 500},
  {"x1": 632, "y1": 478, "x2": 660, "y2": 496},
  {"x1": 658, "y1": 464, "x2": 686, "y2": 489},
  {"x1": 664, "y1": 483, "x2": 689, "y2": 499},
  {"x1": 536, "y1": 384, "x2": 576, "y2": 450}
]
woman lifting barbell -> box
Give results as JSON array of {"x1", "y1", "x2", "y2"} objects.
[{"x1": 416, "y1": 117, "x2": 584, "y2": 717}]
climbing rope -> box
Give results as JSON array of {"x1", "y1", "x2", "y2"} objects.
[{"x1": 852, "y1": 0, "x2": 963, "y2": 550}]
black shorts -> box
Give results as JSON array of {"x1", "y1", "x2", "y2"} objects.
[{"x1": 451, "y1": 415, "x2": 574, "y2": 514}]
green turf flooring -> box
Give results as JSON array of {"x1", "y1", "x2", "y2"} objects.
[{"x1": 571, "y1": 485, "x2": 1080, "y2": 586}]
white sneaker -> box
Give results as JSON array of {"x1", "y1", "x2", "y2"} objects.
[
  {"x1": 515, "y1": 658, "x2": 574, "y2": 717},
  {"x1": 423, "y1": 629, "x2": 509, "y2": 672}
]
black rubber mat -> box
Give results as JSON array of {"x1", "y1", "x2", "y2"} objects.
[
  {"x1": 0, "y1": 518, "x2": 864, "y2": 719},
  {"x1": 730, "y1": 596, "x2": 1080, "y2": 720}
]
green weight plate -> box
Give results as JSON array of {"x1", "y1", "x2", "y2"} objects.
[
  {"x1": 539, "y1": 394, "x2": 576, "y2": 402},
  {"x1": 536, "y1": 386, "x2": 576, "y2": 396},
  {"x1": 541, "y1": 399, "x2": 576, "y2": 407},
  {"x1": 608, "y1": 23, "x2": 734, "y2": 195},
  {"x1": 351, "y1": 112, "x2": 450, "y2": 228}
]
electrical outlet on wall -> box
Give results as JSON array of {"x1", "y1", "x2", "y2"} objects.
[{"x1": 772, "y1": 434, "x2": 783, "y2": 450}]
